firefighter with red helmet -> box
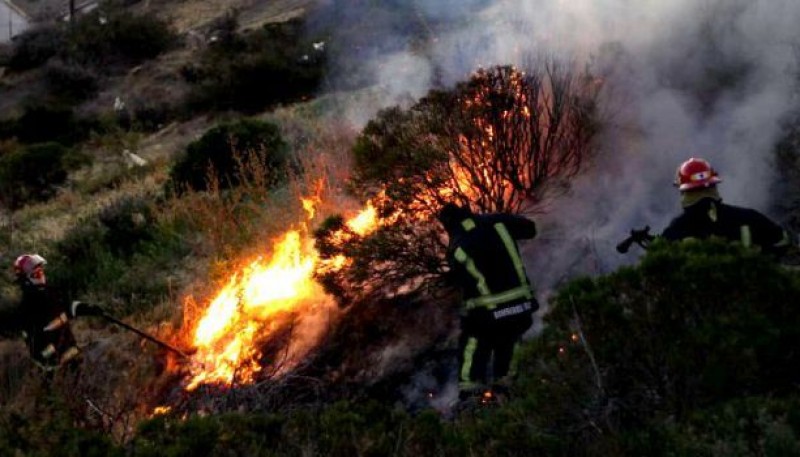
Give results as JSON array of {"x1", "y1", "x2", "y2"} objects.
[
  {"x1": 661, "y1": 158, "x2": 792, "y2": 255},
  {"x1": 0, "y1": 254, "x2": 104, "y2": 371},
  {"x1": 437, "y1": 203, "x2": 539, "y2": 400}
]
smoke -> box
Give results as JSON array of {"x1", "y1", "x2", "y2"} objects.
[
  {"x1": 307, "y1": 0, "x2": 799, "y2": 407},
  {"x1": 310, "y1": 0, "x2": 800, "y2": 286}
]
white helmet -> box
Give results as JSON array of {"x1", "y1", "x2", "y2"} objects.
[{"x1": 14, "y1": 254, "x2": 47, "y2": 285}]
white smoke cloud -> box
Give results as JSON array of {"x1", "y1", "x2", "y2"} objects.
[
  {"x1": 310, "y1": 0, "x2": 800, "y2": 403},
  {"x1": 313, "y1": 0, "x2": 799, "y2": 287}
]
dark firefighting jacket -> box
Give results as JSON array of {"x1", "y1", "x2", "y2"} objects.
[
  {"x1": 445, "y1": 213, "x2": 537, "y2": 311},
  {"x1": 0, "y1": 282, "x2": 79, "y2": 370},
  {"x1": 662, "y1": 197, "x2": 791, "y2": 256}
]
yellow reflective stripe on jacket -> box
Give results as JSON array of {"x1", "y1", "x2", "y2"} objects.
[
  {"x1": 454, "y1": 247, "x2": 491, "y2": 296},
  {"x1": 461, "y1": 218, "x2": 476, "y2": 231},
  {"x1": 465, "y1": 285, "x2": 533, "y2": 309},
  {"x1": 494, "y1": 222, "x2": 531, "y2": 291},
  {"x1": 740, "y1": 225, "x2": 752, "y2": 248},
  {"x1": 460, "y1": 337, "x2": 478, "y2": 383}
]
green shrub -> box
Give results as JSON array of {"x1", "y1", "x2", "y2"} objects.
[
  {"x1": 6, "y1": 25, "x2": 65, "y2": 72},
  {"x1": 6, "y1": 6, "x2": 174, "y2": 74},
  {"x1": 98, "y1": 196, "x2": 156, "y2": 258},
  {"x1": 0, "y1": 409, "x2": 121, "y2": 457},
  {"x1": 0, "y1": 43, "x2": 12, "y2": 66},
  {"x1": 66, "y1": 7, "x2": 176, "y2": 69},
  {"x1": 48, "y1": 219, "x2": 125, "y2": 299},
  {"x1": 514, "y1": 239, "x2": 800, "y2": 452},
  {"x1": 185, "y1": 18, "x2": 326, "y2": 114},
  {"x1": 11, "y1": 103, "x2": 100, "y2": 145},
  {"x1": 44, "y1": 59, "x2": 101, "y2": 104},
  {"x1": 167, "y1": 118, "x2": 289, "y2": 193},
  {"x1": 622, "y1": 396, "x2": 800, "y2": 457},
  {"x1": 47, "y1": 195, "x2": 190, "y2": 313},
  {"x1": 0, "y1": 142, "x2": 89, "y2": 209}
]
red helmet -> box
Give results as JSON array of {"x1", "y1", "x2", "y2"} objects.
[
  {"x1": 13, "y1": 254, "x2": 47, "y2": 278},
  {"x1": 674, "y1": 157, "x2": 722, "y2": 191}
]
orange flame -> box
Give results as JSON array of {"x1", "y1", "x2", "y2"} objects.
[{"x1": 183, "y1": 195, "x2": 389, "y2": 391}]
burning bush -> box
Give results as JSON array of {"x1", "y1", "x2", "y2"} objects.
[{"x1": 316, "y1": 63, "x2": 604, "y2": 304}]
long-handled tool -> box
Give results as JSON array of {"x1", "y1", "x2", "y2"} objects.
[{"x1": 99, "y1": 312, "x2": 194, "y2": 359}]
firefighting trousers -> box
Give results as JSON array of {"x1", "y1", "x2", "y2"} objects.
[{"x1": 458, "y1": 301, "x2": 534, "y2": 391}]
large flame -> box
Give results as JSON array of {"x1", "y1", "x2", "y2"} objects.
[{"x1": 184, "y1": 196, "x2": 388, "y2": 391}]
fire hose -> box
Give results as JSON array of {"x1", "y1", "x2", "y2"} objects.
[
  {"x1": 616, "y1": 226, "x2": 655, "y2": 254},
  {"x1": 98, "y1": 311, "x2": 195, "y2": 359}
]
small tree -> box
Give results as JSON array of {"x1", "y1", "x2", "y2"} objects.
[{"x1": 316, "y1": 62, "x2": 604, "y2": 304}]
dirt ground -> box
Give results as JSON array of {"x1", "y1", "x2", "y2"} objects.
[{"x1": 141, "y1": 0, "x2": 317, "y2": 34}]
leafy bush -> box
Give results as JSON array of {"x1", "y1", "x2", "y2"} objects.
[
  {"x1": 0, "y1": 409, "x2": 121, "y2": 457},
  {"x1": 167, "y1": 119, "x2": 289, "y2": 194},
  {"x1": 44, "y1": 59, "x2": 101, "y2": 104},
  {"x1": 47, "y1": 195, "x2": 189, "y2": 313},
  {"x1": 6, "y1": 6, "x2": 174, "y2": 74},
  {"x1": 8, "y1": 103, "x2": 101, "y2": 145},
  {"x1": 514, "y1": 239, "x2": 800, "y2": 453},
  {"x1": 184, "y1": 18, "x2": 326, "y2": 114},
  {"x1": 66, "y1": 7, "x2": 176, "y2": 69},
  {"x1": 0, "y1": 142, "x2": 90, "y2": 209},
  {"x1": 98, "y1": 196, "x2": 156, "y2": 257},
  {"x1": 6, "y1": 25, "x2": 65, "y2": 72},
  {"x1": 0, "y1": 43, "x2": 12, "y2": 66}
]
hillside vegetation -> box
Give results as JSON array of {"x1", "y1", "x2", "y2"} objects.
[{"x1": 1, "y1": 1, "x2": 800, "y2": 456}]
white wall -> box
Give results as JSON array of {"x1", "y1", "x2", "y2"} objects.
[{"x1": 0, "y1": 2, "x2": 29, "y2": 43}]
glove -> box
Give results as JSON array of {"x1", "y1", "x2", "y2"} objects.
[{"x1": 71, "y1": 301, "x2": 105, "y2": 317}]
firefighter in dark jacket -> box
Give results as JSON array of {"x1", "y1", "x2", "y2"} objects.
[
  {"x1": 437, "y1": 203, "x2": 539, "y2": 399},
  {"x1": 662, "y1": 158, "x2": 792, "y2": 255},
  {"x1": 0, "y1": 254, "x2": 103, "y2": 371}
]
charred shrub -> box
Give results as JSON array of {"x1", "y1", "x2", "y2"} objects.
[
  {"x1": 185, "y1": 18, "x2": 326, "y2": 114},
  {"x1": 0, "y1": 142, "x2": 89, "y2": 209},
  {"x1": 167, "y1": 119, "x2": 289, "y2": 194}
]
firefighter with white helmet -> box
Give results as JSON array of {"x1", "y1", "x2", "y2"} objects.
[
  {"x1": 661, "y1": 157, "x2": 792, "y2": 255},
  {"x1": 1, "y1": 254, "x2": 103, "y2": 371}
]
